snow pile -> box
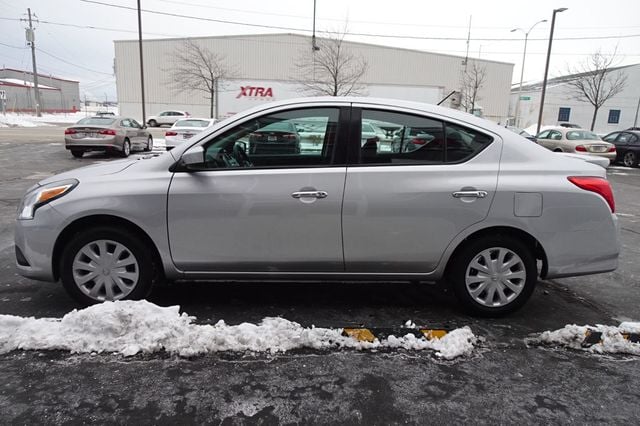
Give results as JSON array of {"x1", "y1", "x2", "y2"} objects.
[
  {"x1": 0, "y1": 301, "x2": 476, "y2": 359},
  {"x1": 0, "y1": 114, "x2": 54, "y2": 127},
  {"x1": 537, "y1": 322, "x2": 640, "y2": 356}
]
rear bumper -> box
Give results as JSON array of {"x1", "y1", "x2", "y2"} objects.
[{"x1": 65, "y1": 136, "x2": 122, "y2": 152}]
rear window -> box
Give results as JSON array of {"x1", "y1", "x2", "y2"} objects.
[
  {"x1": 175, "y1": 119, "x2": 210, "y2": 128},
  {"x1": 566, "y1": 130, "x2": 600, "y2": 140},
  {"x1": 259, "y1": 122, "x2": 296, "y2": 132},
  {"x1": 76, "y1": 117, "x2": 116, "y2": 125}
]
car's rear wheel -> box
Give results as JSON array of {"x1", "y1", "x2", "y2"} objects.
[
  {"x1": 448, "y1": 235, "x2": 537, "y2": 316},
  {"x1": 623, "y1": 151, "x2": 638, "y2": 167},
  {"x1": 144, "y1": 136, "x2": 153, "y2": 152},
  {"x1": 59, "y1": 227, "x2": 155, "y2": 305},
  {"x1": 70, "y1": 150, "x2": 84, "y2": 158},
  {"x1": 121, "y1": 139, "x2": 131, "y2": 157},
  {"x1": 148, "y1": 119, "x2": 157, "y2": 127}
]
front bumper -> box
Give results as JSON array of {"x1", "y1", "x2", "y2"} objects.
[{"x1": 14, "y1": 204, "x2": 65, "y2": 282}]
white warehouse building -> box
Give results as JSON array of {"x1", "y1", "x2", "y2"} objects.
[
  {"x1": 509, "y1": 63, "x2": 640, "y2": 133},
  {"x1": 114, "y1": 33, "x2": 514, "y2": 122}
]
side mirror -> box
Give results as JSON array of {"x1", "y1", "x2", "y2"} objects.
[
  {"x1": 180, "y1": 145, "x2": 205, "y2": 169},
  {"x1": 142, "y1": 124, "x2": 147, "y2": 129}
]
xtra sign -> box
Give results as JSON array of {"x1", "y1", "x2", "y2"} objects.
[{"x1": 236, "y1": 86, "x2": 274, "y2": 99}]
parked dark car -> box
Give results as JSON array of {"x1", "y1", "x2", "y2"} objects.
[
  {"x1": 603, "y1": 130, "x2": 640, "y2": 167},
  {"x1": 248, "y1": 121, "x2": 301, "y2": 154}
]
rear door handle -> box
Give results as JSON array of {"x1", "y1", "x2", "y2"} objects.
[
  {"x1": 452, "y1": 190, "x2": 488, "y2": 198},
  {"x1": 291, "y1": 191, "x2": 328, "y2": 199}
]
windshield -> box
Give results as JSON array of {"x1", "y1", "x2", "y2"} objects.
[
  {"x1": 175, "y1": 119, "x2": 210, "y2": 128},
  {"x1": 76, "y1": 117, "x2": 116, "y2": 125},
  {"x1": 566, "y1": 130, "x2": 601, "y2": 141}
]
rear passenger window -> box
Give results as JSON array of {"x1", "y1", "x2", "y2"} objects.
[{"x1": 358, "y1": 110, "x2": 492, "y2": 165}]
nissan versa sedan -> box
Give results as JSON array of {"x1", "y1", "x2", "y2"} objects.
[
  {"x1": 64, "y1": 116, "x2": 153, "y2": 158},
  {"x1": 15, "y1": 97, "x2": 619, "y2": 316}
]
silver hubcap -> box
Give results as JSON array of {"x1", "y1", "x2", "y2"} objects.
[
  {"x1": 72, "y1": 239, "x2": 139, "y2": 301},
  {"x1": 148, "y1": 138, "x2": 152, "y2": 150},
  {"x1": 124, "y1": 142, "x2": 130, "y2": 155},
  {"x1": 624, "y1": 152, "x2": 635, "y2": 166},
  {"x1": 465, "y1": 247, "x2": 526, "y2": 308}
]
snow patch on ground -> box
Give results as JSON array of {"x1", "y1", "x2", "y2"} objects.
[
  {"x1": 537, "y1": 323, "x2": 640, "y2": 356},
  {"x1": 0, "y1": 301, "x2": 476, "y2": 359},
  {"x1": 0, "y1": 114, "x2": 55, "y2": 127}
]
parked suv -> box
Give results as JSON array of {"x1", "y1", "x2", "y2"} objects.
[
  {"x1": 16, "y1": 97, "x2": 619, "y2": 316},
  {"x1": 146, "y1": 110, "x2": 190, "y2": 127}
]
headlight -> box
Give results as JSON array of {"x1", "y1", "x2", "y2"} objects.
[{"x1": 17, "y1": 179, "x2": 78, "y2": 220}]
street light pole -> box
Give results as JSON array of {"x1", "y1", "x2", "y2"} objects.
[
  {"x1": 137, "y1": 0, "x2": 147, "y2": 125},
  {"x1": 511, "y1": 19, "x2": 547, "y2": 128},
  {"x1": 536, "y1": 7, "x2": 567, "y2": 135}
]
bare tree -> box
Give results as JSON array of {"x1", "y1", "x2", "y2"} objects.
[
  {"x1": 566, "y1": 50, "x2": 628, "y2": 131},
  {"x1": 167, "y1": 40, "x2": 235, "y2": 118},
  {"x1": 460, "y1": 61, "x2": 487, "y2": 114},
  {"x1": 296, "y1": 30, "x2": 368, "y2": 96}
]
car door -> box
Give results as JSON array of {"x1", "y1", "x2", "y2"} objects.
[
  {"x1": 129, "y1": 119, "x2": 146, "y2": 148},
  {"x1": 548, "y1": 130, "x2": 563, "y2": 151},
  {"x1": 120, "y1": 119, "x2": 137, "y2": 145},
  {"x1": 342, "y1": 107, "x2": 500, "y2": 273},
  {"x1": 536, "y1": 130, "x2": 551, "y2": 149},
  {"x1": 167, "y1": 105, "x2": 349, "y2": 272}
]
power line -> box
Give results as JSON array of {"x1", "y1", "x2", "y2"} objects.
[
  {"x1": 36, "y1": 48, "x2": 113, "y2": 75},
  {"x1": 78, "y1": 0, "x2": 640, "y2": 42}
]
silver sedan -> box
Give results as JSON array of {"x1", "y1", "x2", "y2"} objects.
[
  {"x1": 64, "y1": 116, "x2": 153, "y2": 158},
  {"x1": 16, "y1": 97, "x2": 619, "y2": 316}
]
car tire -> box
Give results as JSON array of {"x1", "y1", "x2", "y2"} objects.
[
  {"x1": 59, "y1": 226, "x2": 155, "y2": 305},
  {"x1": 70, "y1": 150, "x2": 84, "y2": 158},
  {"x1": 623, "y1": 151, "x2": 638, "y2": 167},
  {"x1": 121, "y1": 139, "x2": 131, "y2": 157},
  {"x1": 148, "y1": 119, "x2": 157, "y2": 127},
  {"x1": 448, "y1": 235, "x2": 537, "y2": 317},
  {"x1": 144, "y1": 136, "x2": 153, "y2": 152}
]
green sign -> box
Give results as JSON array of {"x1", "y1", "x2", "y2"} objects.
[{"x1": 520, "y1": 96, "x2": 531, "y2": 100}]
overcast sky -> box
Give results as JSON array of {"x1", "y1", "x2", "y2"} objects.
[{"x1": 1, "y1": 0, "x2": 638, "y2": 102}]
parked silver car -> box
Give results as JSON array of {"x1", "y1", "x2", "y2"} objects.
[
  {"x1": 64, "y1": 116, "x2": 152, "y2": 158},
  {"x1": 15, "y1": 98, "x2": 619, "y2": 316},
  {"x1": 536, "y1": 127, "x2": 616, "y2": 163}
]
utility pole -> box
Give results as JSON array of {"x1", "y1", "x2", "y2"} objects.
[
  {"x1": 22, "y1": 8, "x2": 42, "y2": 117},
  {"x1": 137, "y1": 0, "x2": 146, "y2": 125}
]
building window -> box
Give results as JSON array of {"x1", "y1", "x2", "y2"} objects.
[
  {"x1": 558, "y1": 107, "x2": 571, "y2": 122},
  {"x1": 608, "y1": 109, "x2": 620, "y2": 124}
]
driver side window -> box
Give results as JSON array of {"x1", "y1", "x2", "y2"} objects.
[{"x1": 201, "y1": 108, "x2": 340, "y2": 170}]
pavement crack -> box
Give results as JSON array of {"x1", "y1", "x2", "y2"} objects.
[{"x1": 621, "y1": 227, "x2": 640, "y2": 236}]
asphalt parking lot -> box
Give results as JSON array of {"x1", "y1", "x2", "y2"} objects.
[{"x1": 1, "y1": 125, "x2": 639, "y2": 424}]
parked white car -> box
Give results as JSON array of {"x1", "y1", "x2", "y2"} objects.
[
  {"x1": 146, "y1": 111, "x2": 190, "y2": 127},
  {"x1": 165, "y1": 118, "x2": 216, "y2": 150},
  {"x1": 536, "y1": 127, "x2": 616, "y2": 164}
]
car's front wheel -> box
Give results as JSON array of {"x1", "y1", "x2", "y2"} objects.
[
  {"x1": 59, "y1": 227, "x2": 155, "y2": 305},
  {"x1": 144, "y1": 136, "x2": 153, "y2": 152},
  {"x1": 148, "y1": 119, "x2": 157, "y2": 127},
  {"x1": 448, "y1": 235, "x2": 537, "y2": 316}
]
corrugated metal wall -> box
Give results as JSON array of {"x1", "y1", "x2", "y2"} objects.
[{"x1": 115, "y1": 33, "x2": 513, "y2": 121}]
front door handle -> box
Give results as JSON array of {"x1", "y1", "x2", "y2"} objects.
[
  {"x1": 291, "y1": 191, "x2": 328, "y2": 199},
  {"x1": 452, "y1": 190, "x2": 488, "y2": 198}
]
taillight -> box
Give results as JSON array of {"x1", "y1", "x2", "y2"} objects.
[
  {"x1": 575, "y1": 145, "x2": 587, "y2": 152},
  {"x1": 568, "y1": 176, "x2": 615, "y2": 213},
  {"x1": 64, "y1": 129, "x2": 76, "y2": 134},
  {"x1": 283, "y1": 134, "x2": 297, "y2": 140},
  {"x1": 165, "y1": 131, "x2": 177, "y2": 136},
  {"x1": 608, "y1": 146, "x2": 616, "y2": 152},
  {"x1": 99, "y1": 129, "x2": 116, "y2": 135},
  {"x1": 412, "y1": 138, "x2": 426, "y2": 145}
]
